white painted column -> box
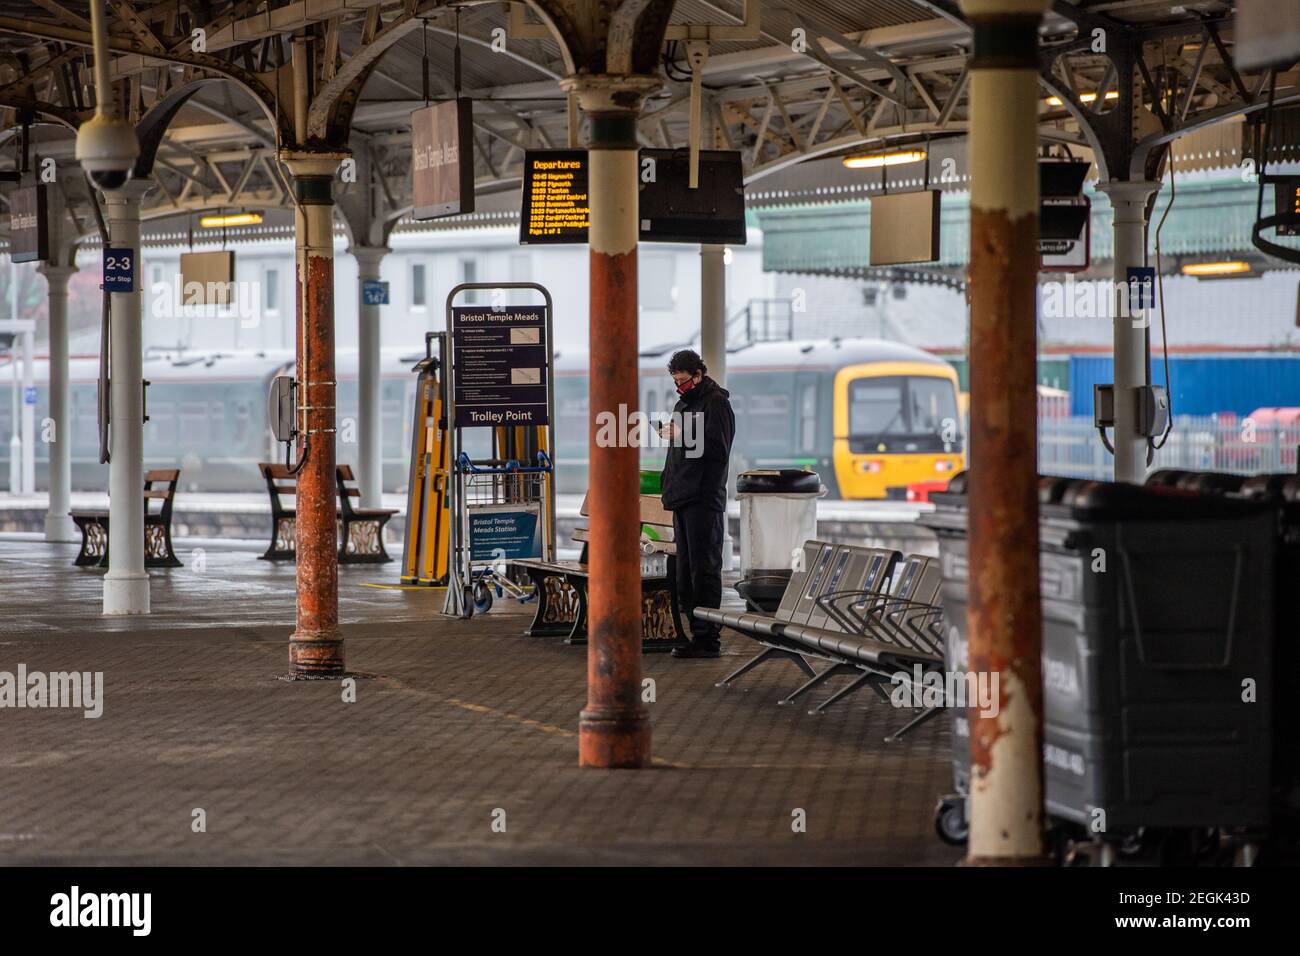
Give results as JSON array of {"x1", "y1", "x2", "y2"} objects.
[
  {"x1": 1098, "y1": 180, "x2": 1159, "y2": 484},
  {"x1": 351, "y1": 245, "x2": 388, "y2": 507},
  {"x1": 101, "y1": 180, "x2": 152, "y2": 615},
  {"x1": 699, "y1": 243, "x2": 727, "y2": 385},
  {"x1": 39, "y1": 263, "x2": 77, "y2": 541},
  {"x1": 699, "y1": 242, "x2": 734, "y2": 569}
]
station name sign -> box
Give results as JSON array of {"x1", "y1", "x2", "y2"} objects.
[
  {"x1": 411, "y1": 98, "x2": 475, "y2": 220},
  {"x1": 451, "y1": 305, "x2": 549, "y2": 428},
  {"x1": 9, "y1": 185, "x2": 49, "y2": 264}
]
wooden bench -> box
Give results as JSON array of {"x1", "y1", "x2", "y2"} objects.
[
  {"x1": 337, "y1": 464, "x2": 399, "y2": 563},
  {"x1": 71, "y1": 468, "x2": 183, "y2": 569},
  {"x1": 511, "y1": 493, "x2": 688, "y2": 651},
  {"x1": 257, "y1": 462, "x2": 397, "y2": 564}
]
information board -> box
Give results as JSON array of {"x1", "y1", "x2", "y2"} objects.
[
  {"x1": 519, "y1": 150, "x2": 589, "y2": 243},
  {"x1": 451, "y1": 305, "x2": 549, "y2": 427},
  {"x1": 638, "y1": 149, "x2": 747, "y2": 244},
  {"x1": 468, "y1": 504, "x2": 542, "y2": 561}
]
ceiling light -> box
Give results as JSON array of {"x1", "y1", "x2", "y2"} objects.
[
  {"x1": 1181, "y1": 260, "x2": 1252, "y2": 277},
  {"x1": 199, "y1": 212, "x2": 263, "y2": 228},
  {"x1": 841, "y1": 149, "x2": 927, "y2": 170}
]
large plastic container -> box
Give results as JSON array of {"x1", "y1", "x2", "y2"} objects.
[
  {"x1": 923, "y1": 475, "x2": 1276, "y2": 831},
  {"x1": 734, "y1": 469, "x2": 824, "y2": 611}
]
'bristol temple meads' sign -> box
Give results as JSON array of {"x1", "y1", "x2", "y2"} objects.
[
  {"x1": 451, "y1": 306, "x2": 549, "y2": 428},
  {"x1": 9, "y1": 185, "x2": 49, "y2": 264},
  {"x1": 411, "y1": 98, "x2": 475, "y2": 220}
]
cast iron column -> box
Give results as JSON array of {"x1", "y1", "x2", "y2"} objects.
[
  {"x1": 282, "y1": 152, "x2": 346, "y2": 674},
  {"x1": 1098, "y1": 180, "x2": 1159, "y2": 484},
  {"x1": 351, "y1": 245, "x2": 388, "y2": 509},
  {"x1": 564, "y1": 75, "x2": 660, "y2": 768},
  {"x1": 40, "y1": 263, "x2": 77, "y2": 542},
  {"x1": 960, "y1": 0, "x2": 1049, "y2": 864},
  {"x1": 100, "y1": 179, "x2": 153, "y2": 615}
]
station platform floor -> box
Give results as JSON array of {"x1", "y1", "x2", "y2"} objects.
[{"x1": 0, "y1": 536, "x2": 959, "y2": 866}]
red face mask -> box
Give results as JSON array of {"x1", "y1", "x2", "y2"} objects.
[{"x1": 676, "y1": 377, "x2": 697, "y2": 396}]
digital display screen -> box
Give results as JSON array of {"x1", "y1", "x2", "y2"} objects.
[
  {"x1": 1275, "y1": 180, "x2": 1300, "y2": 237},
  {"x1": 520, "y1": 150, "x2": 589, "y2": 244}
]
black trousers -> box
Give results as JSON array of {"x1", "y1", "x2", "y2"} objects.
[{"x1": 672, "y1": 502, "x2": 725, "y2": 642}]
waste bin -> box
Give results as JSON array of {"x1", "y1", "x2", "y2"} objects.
[
  {"x1": 734, "y1": 469, "x2": 824, "y2": 612},
  {"x1": 922, "y1": 475, "x2": 1276, "y2": 839}
]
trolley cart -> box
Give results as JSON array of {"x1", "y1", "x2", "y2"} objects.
[{"x1": 445, "y1": 451, "x2": 556, "y2": 618}]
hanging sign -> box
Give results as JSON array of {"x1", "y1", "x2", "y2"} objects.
[
  {"x1": 451, "y1": 305, "x2": 549, "y2": 428},
  {"x1": 411, "y1": 98, "x2": 475, "y2": 220}
]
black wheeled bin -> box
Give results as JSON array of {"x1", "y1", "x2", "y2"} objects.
[{"x1": 923, "y1": 475, "x2": 1276, "y2": 835}]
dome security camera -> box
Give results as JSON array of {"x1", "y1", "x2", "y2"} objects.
[{"x1": 76, "y1": 113, "x2": 140, "y2": 192}]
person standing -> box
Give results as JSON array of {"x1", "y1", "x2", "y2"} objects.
[{"x1": 657, "y1": 349, "x2": 735, "y2": 659}]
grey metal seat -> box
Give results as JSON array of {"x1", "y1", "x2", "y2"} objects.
[
  {"x1": 774, "y1": 555, "x2": 948, "y2": 738},
  {"x1": 700, "y1": 542, "x2": 899, "y2": 689}
]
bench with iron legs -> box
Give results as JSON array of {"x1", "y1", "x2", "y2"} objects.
[
  {"x1": 70, "y1": 469, "x2": 183, "y2": 569},
  {"x1": 258, "y1": 462, "x2": 397, "y2": 564},
  {"x1": 336, "y1": 464, "x2": 399, "y2": 563},
  {"x1": 697, "y1": 542, "x2": 950, "y2": 738},
  {"x1": 511, "y1": 492, "x2": 688, "y2": 652}
]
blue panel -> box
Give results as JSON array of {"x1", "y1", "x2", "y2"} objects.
[{"x1": 1069, "y1": 355, "x2": 1300, "y2": 417}]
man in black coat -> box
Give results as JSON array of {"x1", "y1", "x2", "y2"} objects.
[{"x1": 657, "y1": 349, "x2": 735, "y2": 659}]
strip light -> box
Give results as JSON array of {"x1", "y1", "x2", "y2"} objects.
[
  {"x1": 1181, "y1": 260, "x2": 1252, "y2": 277},
  {"x1": 199, "y1": 212, "x2": 263, "y2": 228},
  {"x1": 841, "y1": 149, "x2": 927, "y2": 170}
]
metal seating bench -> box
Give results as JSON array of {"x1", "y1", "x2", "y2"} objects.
[
  {"x1": 511, "y1": 493, "x2": 688, "y2": 651},
  {"x1": 697, "y1": 544, "x2": 949, "y2": 737},
  {"x1": 700, "y1": 541, "x2": 899, "y2": 690},
  {"x1": 257, "y1": 462, "x2": 397, "y2": 564},
  {"x1": 70, "y1": 468, "x2": 183, "y2": 568}
]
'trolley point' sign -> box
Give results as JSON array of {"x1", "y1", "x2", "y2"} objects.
[
  {"x1": 9, "y1": 185, "x2": 49, "y2": 264},
  {"x1": 411, "y1": 98, "x2": 475, "y2": 220}
]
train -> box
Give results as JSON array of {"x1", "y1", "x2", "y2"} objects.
[{"x1": 0, "y1": 336, "x2": 966, "y2": 498}]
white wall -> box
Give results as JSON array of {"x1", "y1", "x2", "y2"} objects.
[{"x1": 132, "y1": 224, "x2": 772, "y2": 355}]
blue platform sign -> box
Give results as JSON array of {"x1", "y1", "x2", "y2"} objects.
[
  {"x1": 362, "y1": 279, "x2": 390, "y2": 305},
  {"x1": 103, "y1": 248, "x2": 135, "y2": 292},
  {"x1": 23, "y1": 386, "x2": 36, "y2": 405},
  {"x1": 1127, "y1": 266, "x2": 1155, "y2": 311},
  {"x1": 468, "y1": 506, "x2": 542, "y2": 561}
]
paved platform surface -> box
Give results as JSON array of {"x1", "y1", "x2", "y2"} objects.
[{"x1": 0, "y1": 539, "x2": 959, "y2": 866}]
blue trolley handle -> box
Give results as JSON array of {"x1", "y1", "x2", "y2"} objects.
[{"x1": 457, "y1": 452, "x2": 553, "y2": 475}]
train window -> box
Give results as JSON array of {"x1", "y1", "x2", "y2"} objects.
[
  {"x1": 180, "y1": 402, "x2": 210, "y2": 445},
  {"x1": 748, "y1": 393, "x2": 791, "y2": 444},
  {"x1": 800, "y1": 383, "x2": 817, "y2": 453},
  {"x1": 908, "y1": 377, "x2": 958, "y2": 437},
  {"x1": 849, "y1": 377, "x2": 907, "y2": 436},
  {"x1": 151, "y1": 405, "x2": 178, "y2": 447},
  {"x1": 461, "y1": 259, "x2": 480, "y2": 303}
]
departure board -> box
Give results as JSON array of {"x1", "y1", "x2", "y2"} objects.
[
  {"x1": 1276, "y1": 179, "x2": 1300, "y2": 237},
  {"x1": 520, "y1": 150, "x2": 590, "y2": 244}
]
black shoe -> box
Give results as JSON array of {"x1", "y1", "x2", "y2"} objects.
[{"x1": 672, "y1": 641, "x2": 721, "y2": 659}]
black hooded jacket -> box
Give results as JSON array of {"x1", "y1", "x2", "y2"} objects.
[{"x1": 659, "y1": 375, "x2": 735, "y2": 512}]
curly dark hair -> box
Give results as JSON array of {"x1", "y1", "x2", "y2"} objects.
[{"x1": 667, "y1": 349, "x2": 707, "y2": 376}]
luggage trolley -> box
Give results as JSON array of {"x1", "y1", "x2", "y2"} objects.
[
  {"x1": 449, "y1": 451, "x2": 554, "y2": 616},
  {"x1": 441, "y1": 282, "x2": 557, "y2": 619}
]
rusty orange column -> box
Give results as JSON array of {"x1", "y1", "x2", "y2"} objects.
[
  {"x1": 282, "y1": 152, "x2": 347, "y2": 675},
  {"x1": 960, "y1": 0, "x2": 1050, "y2": 863},
  {"x1": 564, "y1": 76, "x2": 660, "y2": 768}
]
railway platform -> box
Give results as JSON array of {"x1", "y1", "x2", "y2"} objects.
[{"x1": 0, "y1": 536, "x2": 956, "y2": 866}]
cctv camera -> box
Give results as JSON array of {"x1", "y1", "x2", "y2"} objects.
[{"x1": 75, "y1": 113, "x2": 140, "y2": 192}]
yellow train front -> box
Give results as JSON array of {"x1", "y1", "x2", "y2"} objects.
[{"x1": 554, "y1": 337, "x2": 966, "y2": 499}]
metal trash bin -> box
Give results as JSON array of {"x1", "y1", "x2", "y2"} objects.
[
  {"x1": 734, "y1": 469, "x2": 824, "y2": 612},
  {"x1": 922, "y1": 474, "x2": 1276, "y2": 850}
]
